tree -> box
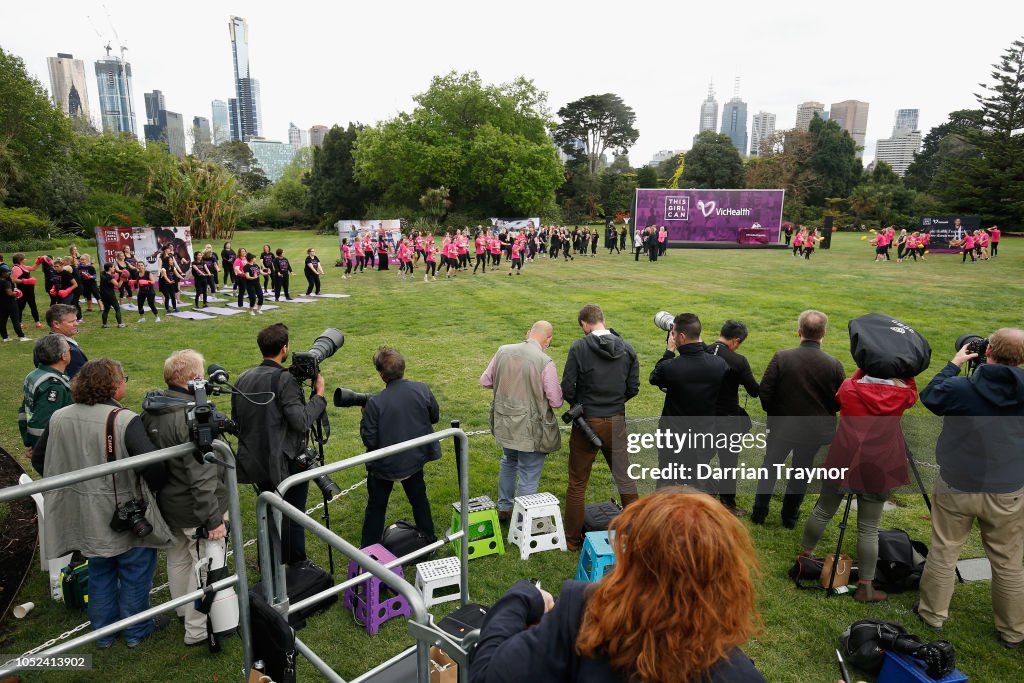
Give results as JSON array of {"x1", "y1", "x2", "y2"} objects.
[
  {"x1": 934, "y1": 37, "x2": 1024, "y2": 226},
  {"x1": 635, "y1": 164, "x2": 658, "y2": 188},
  {"x1": 419, "y1": 186, "x2": 452, "y2": 222},
  {"x1": 903, "y1": 109, "x2": 984, "y2": 193},
  {"x1": 306, "y1": 124, "x2": 377, "y2": 221},
  {"x1": 599, "y1": 170, "x2": 637, "y2": 214},
  {"x1": 209, "y1": 141, "x2": 269, "y2": 192},
  {"x1": 72, "y1": 132, "x2": 151, "y2": 197},
  {"x1": 805, "y1": 117, "x2": 862, "y2": 205},
  {"x1": 354, "y1": 71, "x2": 562, "y2": 216},
  {"x1": 655, "y1": 153, "x2": 684, "y2": 187},
  {"x1": 0, "y1": 46, "x2": 74, "y2": 210},
  {"x1": 148, "y1": 155, "x2": 243, "y2": 240},
  {"x1": 554, "y1": 94, "x2": 639, "y2": 176},
  {"x1": 745, "y1": 129, "x2": 821, "y2": 207},
  {"x1": 680, "y1": 131, "x2": 745, "y2": 188}
]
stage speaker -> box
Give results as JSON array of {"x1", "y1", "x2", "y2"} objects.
[{"x1": 821, "y1": 216, "x2": 834, "y2": 249}]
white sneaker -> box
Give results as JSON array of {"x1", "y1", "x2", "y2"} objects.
[
  {"x1": 19, "y1": 337, "x2": 31, "y2": 342},
  {"x1": 2, "y1": 338, "x2": 10, "y2": 343},
  {"x1": 138, "y1": 317, "x2": 146, "y2": 323},
  {"x1": 249, "y1": 309, "x2": 256, "y2": 316},
  {"x1": 155, "y1": 316, "x2": 161, "y2": 323},
  {"x1": 257, "y1": 309, "x2": 264, "y2": 315},
  {"x1": 424, "y1": 274, "x2": 428, "y2": 282}
]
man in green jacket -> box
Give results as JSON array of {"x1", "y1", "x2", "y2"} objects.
[
  {"x1": 20, "y1": 334, "x2": 72, "y2": 458},
  {"x1": 142, "y1": 349, "x2": 233, "y2": 648}
]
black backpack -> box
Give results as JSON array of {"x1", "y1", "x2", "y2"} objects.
[
  {"x1": 382, "y1": 519, "x2": 436, "y2": 559},
  {"x1": 874, "y1": 529, "x2": 928, "y2": 593},
  {"x1": 583, "y1": 499, "x2": 622, "y2": 532},
  {"x1": 248, "y1": 590, "x2": 296, "y2": 683}
]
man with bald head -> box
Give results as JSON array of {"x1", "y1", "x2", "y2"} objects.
[{"x1": 481, "y1": 321, "x2": 564, "y2": 522}]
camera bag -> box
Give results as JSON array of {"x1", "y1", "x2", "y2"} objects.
[
  {"x1": 848, "y1": 313, "x2": 932, "y2": 379},
  {"x1": 59, "y1": 556, "x2": 89, "y2": 609},
  {"x1": 583, "y1": 499, "x2": 622, "y2": 532},
  {"x1": 250, "y1": 559, "x2": 337, "y2": 630},
  {"x1": 248, "y1": 589, "x2": 296, "y2": 683},
  {"x1": 874, "y1": 528, "x2": 928, "y2": 593},
  {"x1": 382, "y1": 519, "x2": 435, "y2": 560},
  {"x1": 438, "y1": 603, "x2": 489, "y2": 642}
]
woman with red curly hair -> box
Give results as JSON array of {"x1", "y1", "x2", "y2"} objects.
[{"x1": 470, "y1": 490, "x2": 765, "y2": 683}]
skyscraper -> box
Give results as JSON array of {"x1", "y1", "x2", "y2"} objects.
[
  {"x1": 720, "y1": 81, "x2": 748, "y2": 156},
  {"x1": 94, "y1": 46, "x2": 137, "y2": 136},
  {"x1": 795, "y1": 101, "x2": 824, "y2": 131},
  {"x1": 247, "y1": 138, "x2": 298, "y2": 182},
  {"x1": 143, "y1": 90, "x2": 186, "y2": 159},
  {"x1": 210, "y1": 100, "x2": 230, "y2": 145},
  {"x1": 47, "y1": 53, "x2": 91, "y2": 121},
  {"x1": 228, "y1": 16, "x2": 261, "y2": 141},
  {"x1": 829, "y1": 100, "x2": 870, "y2": 157},
  {"x1": 692, "y1": 82, "x2": 719, "y2": 147},
  {"x1": 875, "y1": 108, "x2": 922, "y2": 176},
  {"x1": 288, "y1": 122, "x2": 310, "y2": 148},
  {"x1": 750, "y1": 111, "x2": 776, "y2": 156},
  {"x1": 193, "y1": 116, "x2": 212, "y2": 146},
  {"x1": 309, "y1": 125, "x2": 329, "y2": 148}
]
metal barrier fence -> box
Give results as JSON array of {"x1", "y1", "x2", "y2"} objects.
[
  {"x1": 255, "y1": 427, "x2": 473, "y2": 683},
  {"x1": 0, "y1": 440, "x2": 253, "y2": 679}
]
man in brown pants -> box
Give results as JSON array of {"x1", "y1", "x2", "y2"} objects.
[{"x1": 560, "y1": 304, "x2": 640, "y2": 551}]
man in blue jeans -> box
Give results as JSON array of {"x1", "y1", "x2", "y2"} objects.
[{"x1": 481, "y1": 321, "x2": 564, "y2": 522}]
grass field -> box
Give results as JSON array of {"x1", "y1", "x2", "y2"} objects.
[{"x1": 0, "y1": 230, "x2": 1021, "y2": 682}]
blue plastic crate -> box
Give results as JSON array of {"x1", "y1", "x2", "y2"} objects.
[{"x1": 877, "y1": 651, "x2": 967, "y2": 683}]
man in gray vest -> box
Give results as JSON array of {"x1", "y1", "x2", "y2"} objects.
[{"x1": 481, "y1": 321, "x2": 564, "y2": 522}]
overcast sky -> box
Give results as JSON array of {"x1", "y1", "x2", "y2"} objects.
[{"x1": 5, "y1": 1, "x2": 1023, "y2": 168}]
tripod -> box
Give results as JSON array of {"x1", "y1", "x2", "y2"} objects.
[{"x1": 308, "y1": 390, "x2": 336, "y2": 575}]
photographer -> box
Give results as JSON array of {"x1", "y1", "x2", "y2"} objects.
[
  {"x1": 142, "y1": 350, "x2": 231, "y2": 647},
  {"x1": 33, "y1": 359, "x2": 171, "y2": 648},
  {"x1": 232, "y1": 323, "x2": 326, "y2": 565},
  {"x1": 560, "y1": 304, "x2": 640, "y2": 551},
  {"x1": 20, "y1": 335, "x2": 72, "y2": 459},
  {"x1": 706, "y1": 320, "x2": 759, "y2": 514},
  {"x1": 917, "y1": 328, "x2": 1024, "y2": 647},
  {"x1": 359, "y1": 347, "x2": 441, "y2": 547},
  {"x1": 649, "y1": 313, "x2": 728, "y2": 489}
]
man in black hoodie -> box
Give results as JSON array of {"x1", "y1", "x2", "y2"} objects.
[
  {"x1": 560, "y1": 304, "x2": 640, "y2": 550},
  {"x1": 917, "y1": 328, "x2": 1024, "y2": 648},
  {"x1": 649, "y1": 313, "x2": 728, "y2": 489}
]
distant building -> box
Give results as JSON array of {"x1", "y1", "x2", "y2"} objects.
[
  {"x1": 693, "y1": 82, "x2": 719, "y2": 147},
  {"x1": 229, "y1": 16, "x2": 261, "y2": 141},
  {"x1": 874, "y1": 108, "x2": 922, "y2": 176},
  {"x1": 309, "y1": 124, "x2": 329, "y2": 148},
  {"x1": 143, "y1": 90, "x2": 186, "y2": 159},
  {"x1": 829, "y1": 100, "x2": 870, "y2": 157},
  {"x1": 211, "y1": 100, "x2": 230, "y2": 145},
  {"x1": 94, "y1": 47, "x2": 137, "y2": 136},
  {"x1": 288, "y1": 122, "x2": 310, "y2": 148},
  {"x1": 193, "y1": 116, "x2": 212, "y2": 146},
  {"x1": 750, "y1": 111, "x2": 776, "y2": 156},
  {"x1": 648, "y1": 149, "x2": 683, "y2": 167},
  {"x1": 47, "y1": 53, "x2": 91, "y2": 121},
  {"x1": 247, "y1": 138, "x2": 298, "y2": 182},
  {"x1": 720, "y1": 96, "x2": 748, "y2": 156},
  {"x1": 795, "y1": 101, "x2": 824, "y2": 131}
]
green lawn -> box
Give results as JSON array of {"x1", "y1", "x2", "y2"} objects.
[{"x1": 0, "y1": 230, "x2": 1021, "y2": 682}]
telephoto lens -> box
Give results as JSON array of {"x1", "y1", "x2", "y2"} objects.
[
  {"x1": 333, "y1": 387, "x2": 372, "y2": 408},
  {"x1": 654, "y1": 311, "x2": 675, "y2": 332},
  {"x1": 309, "y1": 328, "x2": 345, "y2": 363},
  {"x1": 561, "y1": 404, "x2": 603, "y2": 449}
]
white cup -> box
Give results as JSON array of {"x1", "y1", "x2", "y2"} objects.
[{"x1": 13, "y1": 602, "x2": 35, "y2": 618}]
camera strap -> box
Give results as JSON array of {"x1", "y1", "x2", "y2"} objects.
[{"x1": 105, "y1": 407, "x2": 123, "y2": 504}]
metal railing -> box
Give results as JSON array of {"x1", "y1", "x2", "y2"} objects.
[
  {"x1": 255, "y1": 427, "x2": 472, "y2": 683},
  {"x1": 0, "y1": 440, "x2": 253, "y2": 679}
]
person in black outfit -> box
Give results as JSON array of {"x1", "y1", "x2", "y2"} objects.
[
  {"x1": 471, "y1": 491, "x2": 766, "y2": 683},
  {"x1": 0, "y1": 267, "x2": 28, "y2": 341},
  {"x1": 649, "y1": 313, "x2": 728, "y2": 488},
  {"x1": 618, "y1": 225, "x2": 627, "y2": 252},
  {"x1": 304, "y1": 248, "x2": 322, "y2": 294},
  {"x1": 706, "y1": 320, "x2": 759, "y2": 514},
  {"x1": 190, "y1": 250, "x2": 211, "y2": 308},
  {"x1": 11, "y1": 253, "x2": 42, "y2": 328},
  {"x1": 359, "y1": 347, "x2": 440, "y2": 547},
  {"x1": 220, "y1": 242, "x2": 236, "y2": 289},
  {"x1": 98, "y1": 262, "x2": 124, "y2": 328},
  {"x1": 260, "y1": 244, "x2": 275, "y2": 293},
  {"x1": 232, "y1": 323, "x2": 327, "y2": 565},
  {"x1": 273, "y1": 248, "x2": 292, "y2": 301}
]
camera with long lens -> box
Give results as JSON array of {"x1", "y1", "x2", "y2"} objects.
[
  {"x1": 291, "y1": 328, "x2": 345, "y2": 382},
  {"x1": 654, "y1": 311, "x2": 675, "y2": 332},
  {"x1": 110, "y1": 498, "x2": 153, "y2": 537},
  {"x1": 562, "y1": 404, "x2": 602, "y2": 449},
  {"x1": 333, "y1": 387, "x2": 372, "y2": 408},
  {"x1": 290, "y1": 446, "x2": 343, "y2": 498},
  {"x1": 954, "y1": 333, "x2": 988, "y2": 375},
  {"x1": 878, "y1": 630, "x2": 955, "y2": 679}
]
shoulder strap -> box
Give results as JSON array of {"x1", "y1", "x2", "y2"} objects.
[{"x1": 105, "y1": 408, "x2": 124, "y2": 463}]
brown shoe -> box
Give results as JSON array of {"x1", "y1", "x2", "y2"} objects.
[
  {"x1": 853, "y1": 582, "x2": 887, "y2": 603},
  {"x1": 498, "y1": 510, "x2": 512, "y2": 523}
]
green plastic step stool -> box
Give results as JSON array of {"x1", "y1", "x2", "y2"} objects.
[{"x1": 450, "y1": 495, "x2": 505, "y2": 559}]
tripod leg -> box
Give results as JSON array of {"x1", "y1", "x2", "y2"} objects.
[
  {"x1": 906, "y1": 444, "x2": 964, "y2": 583},
  {"x1": 827, "y1": 494, "x2": 854, "y2": 596}
]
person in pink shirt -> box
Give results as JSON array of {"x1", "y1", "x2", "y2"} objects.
[
  {"x1": 988, "y1": 225, "x2": 1001, "y2": 257},
  {"x1": 233, "y1": 248, "x2": 248, "y2": 307},
  {"x1": 919, "y1": 231, "x2": 930, "y2": 261},
  {"x1": 341, "y1": 239, "x2": 353, "y2": 279},
  {"x1": 961, "y1": 231, "x2": 976, "y2": 263},
  {"x1": 353, "y1": 237, "x2": 364, "y2": 273},
  {"x1": 508, "y1": 239, "x2": 524, "y2": 276},
  {"x1": 414, "y1": 232, "x2": 425, "y2": 264},
  {"x1": 803, "y1": 228, "x2": 818, "y2": 260},
  {"x1": 424, "y1": 241, "x2": 440, "y2": 282},
  {"x1": 657, "y1": 226, "x2": 668, "y2": 257},
  {"x1": 479, "y1": 320, "x2": 563, "y2": 520},
  {"x1": 456, "y1": 231, "x2": 470, "y2": 271},
  {"x1": 489, "y1": 234, "x2": 502, "y2": 267},
  {"x1": 976, "y1": 230, "x2": 990, "y2": 260},
  {"x1": 906, "y1": 232, "x2": 920, "y2": 261},
  {"x1": 473, "y1": 229, "x2": 489, "y2": 274},
  {"x1": 398, "y1": 239, "x2": 414, "y2": 279},
  {"x1": 793, "y1": 228, "x2": 805, "y2": 258},
  {"x1": 363, "y1": 234, "x2": 375, "y2": 269}
]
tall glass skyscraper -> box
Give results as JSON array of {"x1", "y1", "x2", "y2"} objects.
[
  {"x1": 94, "y1": 47, "x2": 137, "y2": 136},
  {"x1": 228, "y1": 16, "x2": 261, "y2": 141},
  {"x1": 211, "y1": 99, "x2": 230, "y2": 145},
  {"x1": 720, "y1": 97, "x2": 748, "y2": 156}
]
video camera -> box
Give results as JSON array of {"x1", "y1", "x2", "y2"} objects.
[
  {"x1": 291, "y1": 328, "x2": 345, "y2": 382},
  {"x1": 955, "y1": 333, "x2": 988, "y2": 375},
  {"x1": 562, "y1": 404, "x2": 602, "y2": 449},
  {"x1": 188, "y1": 377, "x2": 238, "y2": 465}
]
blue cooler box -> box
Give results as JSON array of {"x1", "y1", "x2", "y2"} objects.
[{"x1": 877, "y1": 651, "x2": 967, "y2": 683}]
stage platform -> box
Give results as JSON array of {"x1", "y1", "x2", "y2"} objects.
[{"x1": 666, "y1": 241, "x2": 792, "y2": 250}]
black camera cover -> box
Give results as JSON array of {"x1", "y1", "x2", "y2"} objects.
[{"x1": 848, "y1": 314, "x2": 932, "y2": 379}]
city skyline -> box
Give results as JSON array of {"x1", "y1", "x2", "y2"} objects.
[{"x1": 7, "y1": 1, "x2": 1022, "y2": 167}]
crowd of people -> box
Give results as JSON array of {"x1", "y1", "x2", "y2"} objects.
[{"x1": 865, "y1": 223, "x2": 1002, "y2": 264}]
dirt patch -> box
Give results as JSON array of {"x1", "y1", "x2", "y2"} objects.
[{"x1": 0, "y1": 447, "x2": 38, "y2": 632}]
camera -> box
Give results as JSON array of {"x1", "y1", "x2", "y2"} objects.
[
  {"x1": 290, "y1": 446, "x2": 343, "y2": 498},
  {"x1": 654, "y1": 311, "x2": 675, "y2": 333},
  {"x1": 291, "y1": 328, "x2": 345, "y2": 382},
  {"x1": 879, "y1": 631, "x2": 955, "y2": 680},
  {"x1": 955, "y1": 333, "x2": 988, "y2": 375},
  {"x1": 562, "y1": 404, "x2": 602, "y2": 449},
  {"x1": 110, "y1": 498, "x2": 153, "y2": 537},
  {"x1": 333, "y1": 387, "x2": 372, "y2": 408}
]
